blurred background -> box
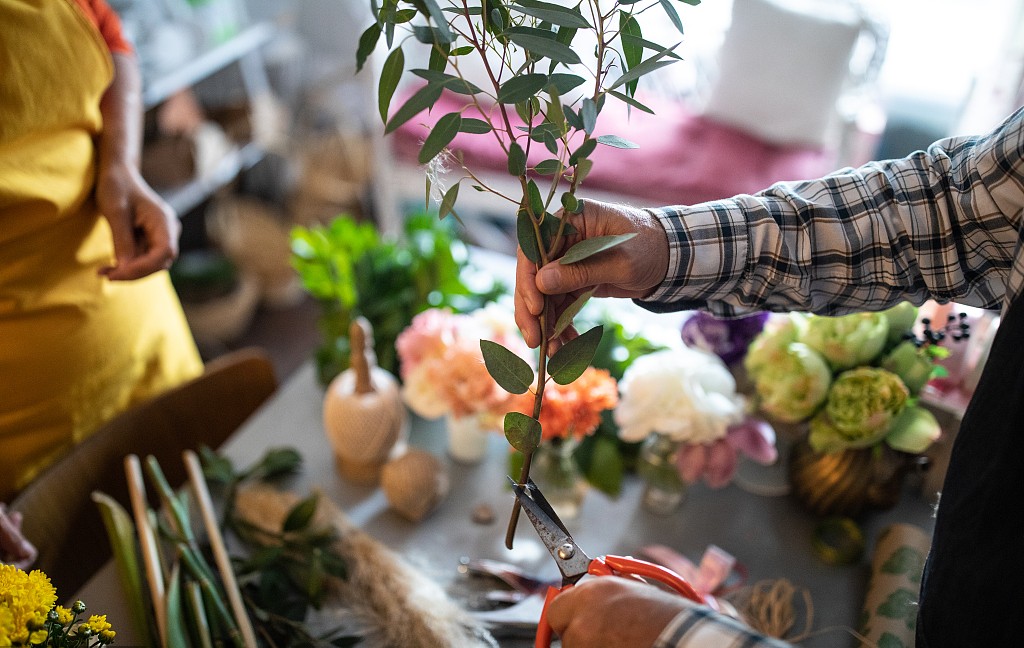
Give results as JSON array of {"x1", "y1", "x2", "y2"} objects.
[{"x1": 117, "y1": 0, "x2": 1024, "y2": 379}]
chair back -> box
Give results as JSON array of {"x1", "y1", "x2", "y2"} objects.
[{"x1": 8, "y1": 348, "x2": 278, "y2": 595}]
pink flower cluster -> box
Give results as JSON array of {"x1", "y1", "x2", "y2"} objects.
[
  {"x1": 676, "y1": 418, "x2": 777, "y2": 488},
  {"x1": 396, "y1": 306, "x2": 530, "y2": 423}
]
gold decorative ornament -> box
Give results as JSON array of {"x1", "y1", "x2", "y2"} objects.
[{"x1": 381, "y1": 449, "x2": 450, "y2": 522}]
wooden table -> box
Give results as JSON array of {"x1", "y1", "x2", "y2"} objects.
[{"x1": 75, "y1": 356, "x2": 938, "y2": 647}]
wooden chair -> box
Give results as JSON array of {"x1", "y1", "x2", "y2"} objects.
[{"x1": 8, "y1": 347, "x2": 278, "y2": 595}]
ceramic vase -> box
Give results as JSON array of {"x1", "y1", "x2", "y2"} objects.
[{"x1": 446, "y1": 414, "x2": 490, "y2": 464}]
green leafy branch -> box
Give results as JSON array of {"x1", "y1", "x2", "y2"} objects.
[{"x1": 361, "y1": 0, "x2": 695, "y2": 547}]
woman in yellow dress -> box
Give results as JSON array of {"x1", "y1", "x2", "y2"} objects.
[{"x1": 0, "y1": 0, "x2": 203, "y2": 500}]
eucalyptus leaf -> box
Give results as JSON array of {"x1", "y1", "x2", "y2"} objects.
[
  {"x1": 378, "y1": 47, "x2": 405, "y2": 124},
  {"x1": 498, "y1": 73, "x2": 548, "y2": 103},
  {"x1": 253, "y1": 447, "x2": 303, "y2": 479},
  {"x1": 609, "y1": 45, "x2": 680, "y2": 91},
  {"x1": 517, "y1": 208, "x2": 542, "y2": 264},
  {"x1": 428, "y1": 41, "x2": 450, "y2": 72},
  {"x1": 534, "y1": 158, "x2": 563, "y2": 175},
  {"x1": 620, "y1": 34, "x2": 683, "y2": 59},
  {"x1": 526, "y1": 179, "x2": 545, "y2": 217},
  {"x1": 460, "y1": 117, "x2": 492, "y2": 134},
  {"x1": 411, "y1": 69, "x2": 483, "y2": 95},
  {"x1": 608, "y1": 89, "x2": 656, "y2": 114},
  {"x1": 355, "y1": 23, "x2": 381, "y2": 72},
  {"x1": 439, "y1": 182, "x2": 460, "y2": 219},
  {"x1": 385, "y1": 83, "x2": 443, "y2": 134},
  {"x1": 504, "y1": 412, "x2": 543, "y2": 453},
  {"x1": 412, "y1": 24, "x2": 446, "y2": 45},
  {"x1": 581, "y1": 97, "x2": 597, "y2": 135},
  {"x1": 560, "y1": 233, "x2": 637, "y2": 265},
  {"x1": 596, "y1": 134, "x2": 639, "y2": 149},
  {"x1": 660, "y1": 0, "x2": 685, "y2": 35},
  {"x1": 451, "y1": 45, "x2": 475, "y2": 55},
  {"x1": 575, "y1": 157, "x2": 594, "y2": 183},
  {"x1": 419, "y1": 112, "x2": 462, "y2": 163},
  {"x1": 480, "y1": 340, "x2": 535, "y2": 394},
  {"x1": 563, "y1": 104, "x2": 583, "y2": 130},
  {"x1": 551, "y1": 288, "x2": 595, "y2": 338},
  {"x1": 510, "y1": 0, "x2": 591, "y2": 28},
  {"x1": 548, "y1": 325, "x2": 604, "y2": 383},
  {"x1": 560, "y1": 192, "x2": 579, "y2": 212},
  {"x1": 547, "y1": 73, "x2": 587, "y2": 95},
  {"x1": 569, "y1": 137, "x2": 597, "y2": 164},
  {"x1": 619, "y1": 12, "x2": 642, "y2": 95},
  {"x1": 506, "y1": 27, "x2": 582, "y2": 65},
  {"x1": 508, "y1": 141, "x2": 527, "y2": 176},
  {"x1": 419, "y1": 0, "x2": 455, "y2": 43}
]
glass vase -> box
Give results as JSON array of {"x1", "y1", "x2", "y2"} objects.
[
  {"x1": 638, "y1": 433, "x2": 688, "y2": 515},
  {"x1": 531, "y1": 438, "x2": 586, "y2": 520}
]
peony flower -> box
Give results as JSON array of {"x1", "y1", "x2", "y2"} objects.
[
  {"x1": 394, "y1": 308, "x2": 464, "y2": 379},
  {"x1": 512, "y1": 367, "x2": 618, "y2": 441},
  {"x1": 674, "y1": 417, "x2": 777, "y2": 488},
  {"x1": 429, "y1": 343, "x2": 514, "y2": 422},
  {"x1": 801, "y1": 311, "x2": 889, "y2": 371},
  {"x1": 752, "y1": 342, "x2": 832, "y2": 423},
  {"x1": 615, "y1": 347, "x2": 745, "y2": 445},
  {"x1": 808, "y1": 367, "x2": 909, "y2": 452},
  {"x1": 882, "y1": 301, "x2": 919, "y2": 346},
  {"x1": 400, "y1": 362, "x2": 449, "y2": 419},
  {"x1": 680, "y1": 311, "x2": 769, "y2": 365},
  {"x1": 881, "y1": 340, "x2": 936, "y2": 396},
  {"x1": 744, "y1": 313, "x2": 807, "y2": 380}
]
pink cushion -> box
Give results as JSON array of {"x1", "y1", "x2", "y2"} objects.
[{"x1": 392, "y1": 90, "x2": 833, "y2": 206}]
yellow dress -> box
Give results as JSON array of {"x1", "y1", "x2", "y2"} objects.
[{"x1": 0, "y1": 0, "x2": 203, "y2": 500}]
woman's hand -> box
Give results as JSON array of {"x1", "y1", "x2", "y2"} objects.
[
  {"x1": 546, "y1": 577, "x2": 688, "y2": 648},
  {"x1": 514, "y1": 199, "x2": 669, "y2": 355},
  {"x1": 96, "y1": 162, "x2": 179, "y2": 281}
]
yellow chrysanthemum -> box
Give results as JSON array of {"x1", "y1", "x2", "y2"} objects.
[
  {"x1": 0, "y1": 566, "x2": 57, "y2": 647},
  {"x1": 84, "y1": 615, "x2": 111, "y2": 634},
  {"x1": 54, "y1": 607, "x2": 74, "y2": 626},
  {"x1": 98, "y1": 629, "x2": 116, "y2": 644}
]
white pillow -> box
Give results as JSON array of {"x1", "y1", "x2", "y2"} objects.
[{"x1": 703, "y1": 0, "x2": 867, "y2": 147}]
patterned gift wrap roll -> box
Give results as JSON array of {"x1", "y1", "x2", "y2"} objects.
[{"x1": 859, "y1": 523, "x2": 931, "y2": 648}]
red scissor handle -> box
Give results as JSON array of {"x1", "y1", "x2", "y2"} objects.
[{"x1": 535, "y1": 556, "x2": 704, "y2": 648}]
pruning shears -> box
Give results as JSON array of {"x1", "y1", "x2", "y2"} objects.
[{"x1": 509, "y1": 477, "x2": 706, "y2": 648}]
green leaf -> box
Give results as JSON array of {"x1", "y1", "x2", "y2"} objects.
[
  {"x1": 504, "y1": 412, "x2": 543, "y2": 453},
  {"x1": 619, "y1": 12, "x2": 642, "y2": 95},
  {"x1": 679, "y1": 0, "x2": 701, "y2": 4},
  {"x1": 356, "y1": 23, "x2": 381, "y2": 72},
  {"x1": 419, "y1": 0, "x2": 455, "y2": 43},
  {"x1": 526, "y1": 179, "x2": 545, "y2": 217},
  {"x1": 410, "y1": 69, "x2": 482, "y2": 95},
  {"x1": 660, "y1": 0, "x2": 685, "y2": 35},
  {"x1": 534, "y1": 159, "x2": 563, "y2": 175},
  {"x1": 569, "y1": 137, "x2": 597, "y2": 164},
  {"x1": 564, "y1": 104, "x2": 583, "y2": 130},
  {"x1": 586, "y1": 436, "x2": 625, "y2": 496},
  {"x1": 506, "y1": 27, "x2": 582, "y2": 64},
  {"x1": 283, "y1": 494, "x2": 319, "y2": 532},
  {"x1": 509, "y1": 0, "x2": 591, "y2": 28},
  {"x1": 620, "y1": 34, "x2": 683, "y2": 59},
  {"x1": 560, "y1": 192, "x2": 579, "y2": 212},
  {"x1": 580, "y1": 98, "x2": 597, "y2": 135},
  {"x1": 450, "y1": 45, "x2": 475, "y2": 56},
  {"x1": 498, "y1": 73, "x2": 548, "y2": 103},
  {"x1": 460, "y1": 118, "x2": 492, "y2": 134},
  {"x1": 551, "y1": 288, "x2": 596, "y2": 339},
  {"x1": 378, "y1": 47, "x2": 405, "y2": 124},
  {"x1": 609, "y1": 45, "x2": 680, "y2": 91},
  {"x1": 560, "y1": 233, "x2": 637, "y2": 265},
  {"x1": 480, "y1": 340, "x2": 535, "y2": 394},
  {"x1": 164, "y1": 564, "x2": 191, "y2": 648},
  {"x1": 575, "y1": 158, "x2": 593, "y2": 183},
  {"x1": 596, "y1": 134, "x2": 639, "y2": 149},
  {"x1": 608, "y1": 89, "x2": 656, "y2": 114},
  {"x1": 548, "y1": 325, "x2": 604, "y2": 383},
  {"x1": 428, "y1": 41, "x2": 450, "y2": 72},
  {"x1": 385, "y1": 83, "x2": 443, "y2": 134},
  {"x1": 254, "y1": 447, "x2": 303, "y2": 479},
  {"x1": 439, "y1": 182, "x2": 460, "y2": 219},
  {"x1": 547, "y1": 73, "x2": 587, "y2": 95},
  {"x1": 517, "y1": 209, "x2": 542, "y2": 264},
  {"x1": 508, "y1": 142, "x2": 527, "y2": 176},
  {"x1": 412, "y1": 24, "x2": 447, "y2": 45},
  {"x1": 419, "y1": 112, "x2": 461, "y2": 163},
  {"x1": 93, "y1": 491, "x2": 157, "y2": 646}
]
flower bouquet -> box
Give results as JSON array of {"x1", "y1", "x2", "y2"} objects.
[
  {"x1": 0, "y1": 565, "x2": 114, "y2": 647},
  {"x1": 743, "y1": 303, "x2": 953, "y2": 516},
  {"x1": 396, "y1": 305, "x2": 530, "y2": 462},
  {"x1": 615, "y1": 345, "x2": 777, "y2": 513}
]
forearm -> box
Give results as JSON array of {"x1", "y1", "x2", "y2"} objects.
[
  {"x1": 640, "y1": 109, "x2": 1024, "y2": 317},
  {"x1": 97, "y1": 52, "x2": 143, "y2": 173}
]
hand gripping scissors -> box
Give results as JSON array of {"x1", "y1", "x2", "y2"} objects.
[{"x1": 509, "y1": 478, "x2": 706, "y2": 648}]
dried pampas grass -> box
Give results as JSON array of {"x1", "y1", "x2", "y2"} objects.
[{"x1": 234, "y1": 484, "x2": 496, "y2": 648}]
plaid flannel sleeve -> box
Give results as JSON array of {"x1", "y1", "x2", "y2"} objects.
[
  {"x1": 638, "y1": 107, "x2": 1024, "y2": 317},
  {"x1": 654, "y1": 605, "x2": 792, "y2": 648}
]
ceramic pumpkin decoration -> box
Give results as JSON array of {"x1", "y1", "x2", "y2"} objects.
[{"x1": 324, "y1": 318, "x2": 407, "y2": 484}]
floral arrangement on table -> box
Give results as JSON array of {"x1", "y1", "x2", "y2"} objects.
[
  {"x1": 614, "y1": 345, "x2": 777, "y2": 513},
  {"x1": 396, "y1": 304, "x2": 529, "y2": 426},
  {"x1": 360, "y1": 0, "x2": 700, "y2": 548},
  {"x1": 0, "y1": 565, "x2": 114, "y2": 647},
  {"x1": 742, "y1": 303, "x2": 959, "y2": 515}
]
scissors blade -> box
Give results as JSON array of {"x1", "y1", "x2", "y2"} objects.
[{"x1": 508, "y1": 477, "x2": 591, "y2": 584}]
